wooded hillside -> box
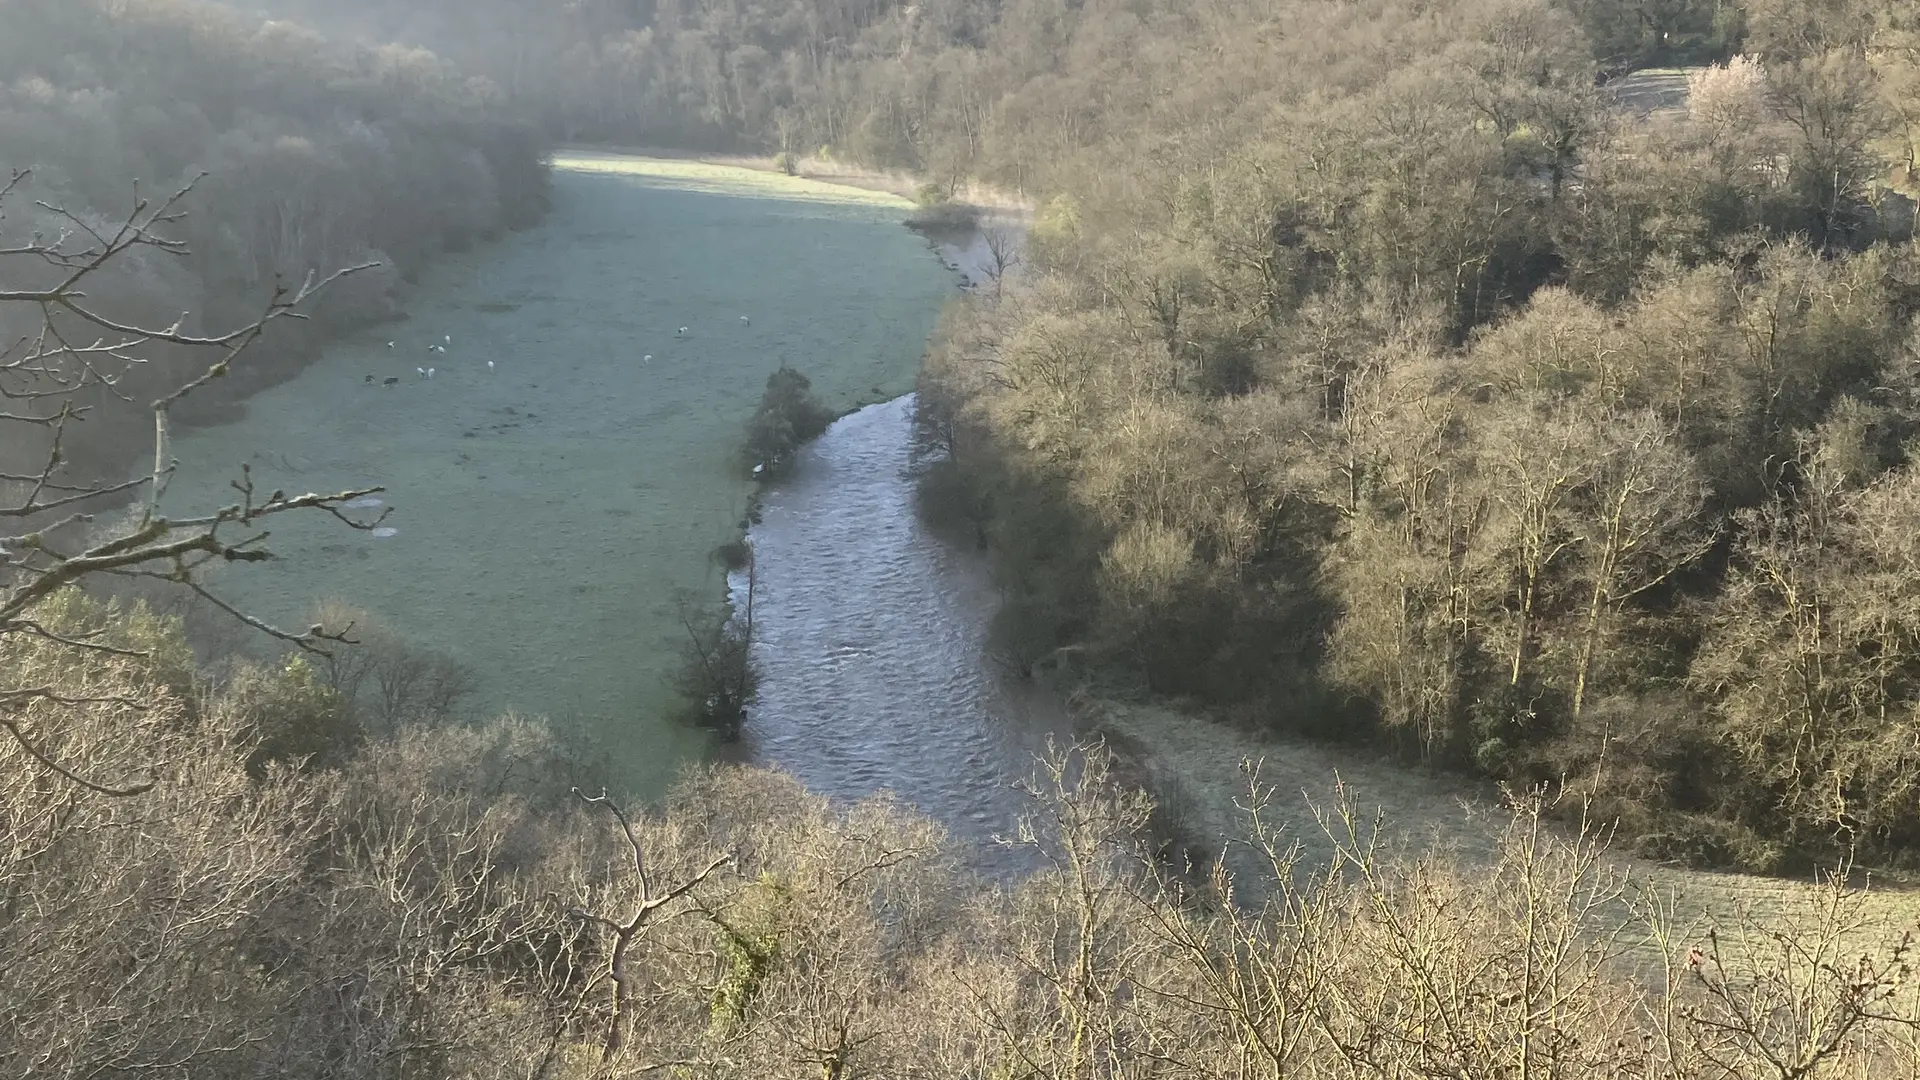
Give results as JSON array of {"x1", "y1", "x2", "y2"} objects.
[
  {"x1": 0, "y1": 0, "x2": 548, "y2": 479},
  {"x1": 911, "y1": 0, "x2": 1920, "y2": 869}
]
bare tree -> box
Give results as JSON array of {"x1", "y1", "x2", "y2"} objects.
[
  {"x1": 981, "y1": 225, "x2": 1023, "y2": 300},
  {"x1": 0, "y1": 169, "x2": 378, "y2": 792},
  {"x1": 569, "y1": 787, "x2": 733, "y2": 1061}
]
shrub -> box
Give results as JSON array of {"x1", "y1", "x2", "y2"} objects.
[
  {"x1": 740, "y1": 365, "x2": 835, "y2": 479},
  {"x1": 712, "y1": 537, "x2": 753, "y2": 570},
  {"x1": 904, "y1": 200, "x2": 982, "y2": 234},
  {"x1": 672, "y1": 613, "x2": 757, "y2": 741},
  {"x1": 218, "y1": 656, "x2": 362, "y2": 776},
  {"x1": 306, "y1": 600, "x2": 473, "y2": 732}
]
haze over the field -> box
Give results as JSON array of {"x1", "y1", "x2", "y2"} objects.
[
  {"x1": 163, "y1": 154, "x2": 951, "y2": 791},
  {"x1": 12, "y1": 1, "x2": 1920, "y2": 1076}
]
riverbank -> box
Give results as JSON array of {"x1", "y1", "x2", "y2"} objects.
[
  {"x1": 160, "y1": 153, "x2": 953, "y2": 795},
  {"x1": 1074, "y1": 688, "x2": 1920, "y2": 961}
]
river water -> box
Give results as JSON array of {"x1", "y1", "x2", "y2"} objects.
[
  {"x1": 158, "y1": 152, "x2": 1065, "y2": 828},
  {"x1": 731, "y1": 395, "x2": 1070, "y2": 847}
]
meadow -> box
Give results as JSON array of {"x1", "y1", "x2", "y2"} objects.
[
  {"x1": 1083, "y1": 694, "x2": 1920, "y2": 970},
  {"x1": 160, "y1": 153, "x2": 954, "y2": 792}
]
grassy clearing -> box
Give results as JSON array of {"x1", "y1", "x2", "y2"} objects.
[
  {"x1": 1081, "y1": 695, "x2": 1920, "y2": 963},
  {"x1": 557, "y1": 144, "x2": 1033, "y2": 212},
  {"x1": 1606, "y1": 67, "x2": 1699, "y2": 118},
  {"x1": 552, "y1": 151, "x2": 921, "y2": 210},
  {"x1": 160, "y1": 154, "x2": 952, "y2": 795}
]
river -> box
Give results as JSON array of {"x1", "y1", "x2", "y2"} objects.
[
  {"x1": 156, "y1": 152, "x2": 1920, "y2": 934},
  {"x1": 729, "y1": 395, "x2": 1070, "y2": 848},
  {"x1": 161, "y1": 153, "x2": 963, "y2": 795}
]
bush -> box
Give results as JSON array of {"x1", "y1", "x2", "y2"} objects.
[
  {"x1": 672, "y1": 614, "x2": 757, "y2": 741},
  {"x1": 219, "y1": 656, "x2": 362, "y2": 776},
  {"x1": 712, "y1": 537, "x2": 753, "y2": 570},
  {"x1": 305, "y1": 601, "x2": 473, "y2": 732},
  {"x1": 740, "y1": 365, "x2": 835, "y2": 479},
  {"x1": 904, "y1": 200, "x2": 982, "y2": 234}
]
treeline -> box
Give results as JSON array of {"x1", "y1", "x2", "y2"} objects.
[
  {"x1": 224, "y1": 0, "x2": 1920, "y2": 868},
  {"x1": 909, "y1": 0, "x2": 1920, "y2": 870},
  {"x1": 235, "y1": 1, "x2": 1744, "y2": 185},
  {"x1": 11, "y1": 591, "x2": 1920, "y2": 1079},
  {"x1": 233, "y1": 0, "x2": 983, "y2": 153},
  {"x1": 0, "y1": 0, "x2": 548, "y2": 478}
]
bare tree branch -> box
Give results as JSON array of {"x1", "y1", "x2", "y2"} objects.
[
  {"x1": 0, "y1": 712, "x2": 155, "y2": 797},
  {"x1": 0, "y1": 170, "x2": 386, "y2": 792},
  {"x1": 570, "y1": 786, "x2": 734, "y2": 1061}
]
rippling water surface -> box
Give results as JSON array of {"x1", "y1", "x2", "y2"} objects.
[{"x1": 734, "y1": 396, "x2": 1070, "y2": 847}]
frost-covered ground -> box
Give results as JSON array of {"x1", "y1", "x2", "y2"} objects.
[{"x1": 163, "y1": 153, "x2": 952, "y2": 792}]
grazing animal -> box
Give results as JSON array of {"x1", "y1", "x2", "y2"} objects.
[
  {"x1": 642, "y1": 354, "x2": 653, "y2": 363},
  {"x1": 444, "y1": 334, "x2": 452, "y2": 345},
  {"x1": 383, "y1": 376, "x2": 400, "y2": 386},
  {"x1": 364, "y1": 374, "x2": 374, "y2": 384},
  {"x1": 740, "y1": 315, "x2": 750, "y2": 324},
  {"x1": 417, "y1": 367, "x2": 427, "y2": 376},
  {"x1": 386, "y1": 341, "x2": 396, "y2": 349},
  {"x1": 486, "y1": 360, "x2": 495, "y2": 372},
  {"x1": 426, "y1": 367, "x2": 436, "y2": 378},
  {"x1": 676, "y1": 326, "x2": 688, "y2": 336}
]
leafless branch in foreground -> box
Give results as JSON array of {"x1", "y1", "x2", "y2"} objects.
[
  {"x1": 0, "y1": 169, "x2": 382, "y2": 793},
  {"x1": 569, "y1": 786, "x2": 734, "y2": 1062}
]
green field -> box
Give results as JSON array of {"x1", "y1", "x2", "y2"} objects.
[{"x1": 160, "y1": 153, "x2": 953, "y2": 793}]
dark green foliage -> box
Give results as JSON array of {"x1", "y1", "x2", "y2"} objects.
[
  {"x1": 222, "y1": 657, "x2": 364, "y2": 777},
  {"x1": 707, "y1": 873, "x2": 791, "y2": 1028},
  {"x1": 740, "y1": 366, "x2": 834, "y2": 479}
]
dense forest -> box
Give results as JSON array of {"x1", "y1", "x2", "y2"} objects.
[
  {"x1": 224, "y1": 0, "x2": 1920, "y2": 871},
  {"x1": 14, "y1": 0, "x2": 1920, "y2": 1074},
  {"x1": 235, "y1": 0, "x2": 1744, "y2": 182},
  {"x1": 905, "y1": 0, "x2": 1920, "y2": 871}
]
